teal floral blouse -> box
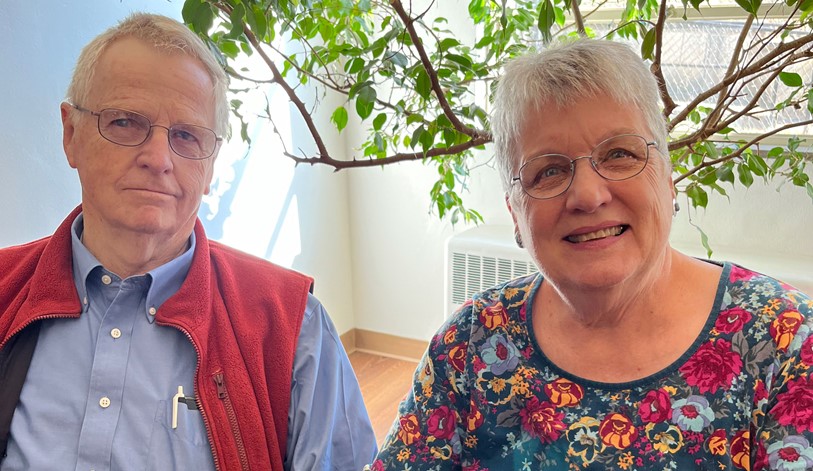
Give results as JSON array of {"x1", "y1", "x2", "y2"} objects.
[{"x1": 369, "y1": 263, "x2": 813, "y2": 470}]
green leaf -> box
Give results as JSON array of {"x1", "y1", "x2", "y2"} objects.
[
  {"x1": 438, "y1": 38, "x2": 461, "y2": 52},
  {"x1": 219, "y1": 40, "x2": 240, "y2": 58},
  {"x1": 374, "y1": 133, "x2": 385, "y2": 153},
  {"x1": 386, "y1": 51, "x2": 409, "y2": 69},
  {"x1": 702, "y1": 141, "x2": 719, "y2": 159},
  {"x1": 468, "y1": 0, "x2": 488, "y2": 22},
  {"x1": 537, "y1": 0, "x2": 555, "y2": 44},
  {"x1": 737, "y1": 164, "x2": 754, "y2": 187},
  {"x1": 770, "y1": 154, "x2": 787, "y2": 171},
  {"x1": 183, "y1": 0, "x2": 215, "y2": 34},
  {"x1": 182, "y1": 0, "x2": 202, "y2": 29},
  {"x1": 733, "y1": 0, "x2": 759, "y2": 15},
  {"x1": 410, "y1": 126, "x2": 425, "y2": 149},
  {"x1": 779, "y1": 71, "x2": 803, "y2": 87},
  {"x1": 716, "y1": 163, "x2": 735, "y2": 184},
  {"x1": 641, "y1": 28, "x2": 656, "y2": 60},
  {"x1": 227, "y1": 3, "x2": 246, "y2": 39},
  {"x1": 686, "y1": 184, "x2": 709, "y2": 208},
  {"x1": 807, "y1": 89, "x2": 813, "y2": 114},
  {"x1": 746, "y1": 153, "x2": 768, "y2": 177},
  {"x1": 331, "y1": 106, "x2": 349, "y2": 132},
  {"x1": 372, "y1": 113, "x2": 387, "y2": 131},
  {"x1": 446, "y1": 53, "x2": 473, "y2": 70},
  {"x1": 345, "y1": 57, "x2": 365, "y2": 74},
  {"x1": 406, "y1": 113, "x2": 424, "y2": 125},
  {"x1": 807, "y1": 182, "x2": 813, "y2": 201},
  {"x1": 415, "y1": 68, "x2": 432, "y2": 100},
  {"x1": 444, "y1": 170, "x2": 455, "y2": 189},
  {"x1": 792, "y1": 167, "x2": 810, "y2": 186},
  {"x1": 355, "y1": 86, "x2": 377, "y2": 120},
  {"x1": 251, "y1": 5, "x2": 268, "y2": 39},
  {"x1": 697, "y1": 225, "x2": 713, "y2": 257}
]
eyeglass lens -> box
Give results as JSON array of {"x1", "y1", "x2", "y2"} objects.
[
  {"x1": 518, "y1": 134, "x2": 649, "y2": 199},
  {"x1": 97, "y1": 108, "x2": 216, "y2": 159}
]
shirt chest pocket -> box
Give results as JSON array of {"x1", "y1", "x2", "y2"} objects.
[{"x1": 146, "y1": 399, "x2": 215, "y2": 471}]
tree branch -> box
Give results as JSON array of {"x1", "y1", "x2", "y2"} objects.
[
  {"x1": 669, "y1": 49, "x2": 812, "y2": 149},
  {"x1": 571, "y1": 0, "x2": 586, "y2": 36},
  {"x1": 390, "y1": 0, "x2": 484, "y2": 139},
  {"x1": 701, "y1": 15, "x2": 753, "y2": 131},
  {"x1": 668, "y1": 32, "x2": 813, "y2": 130},
  {"x1": 238, "y1": 22, "x2": 332, "y2": 161},
  {"x1": 285, "y1": 135, "x2": 492, "y2": 169},
  {"x1": 673, "y1": 117, "x2": 813, "y2": 185},
  {"x1": 651, "y1": 0, "x2": 677, "y2": 118}
]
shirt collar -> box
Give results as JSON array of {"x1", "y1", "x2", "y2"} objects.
[
  {"x1": 70, "y1": 212, "x2": 196, "y2": 323},
  {"x1": 145, "y1": 233, "x2": 196, "y2": 324},
  {"x1": 70, "y1": 214, "x2": 98, "y2": 312}
]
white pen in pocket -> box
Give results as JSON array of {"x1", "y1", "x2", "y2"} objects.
[{"x1": 171, "y1": 385, "x2": 184, "y2": 429}]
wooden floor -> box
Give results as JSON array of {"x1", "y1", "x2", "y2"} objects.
[{"x1": 349, "y1": 351, "x2": 417, "y2": 444}]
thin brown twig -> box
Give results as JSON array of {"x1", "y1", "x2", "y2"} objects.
[
  {"x1": 390, "y1": 0, "x2": 483, "y2": 139},
  {"x1": 701, "y1": 16, "x2": 753, "y2": 130},
  {"x1": 673, "y1": 117, "x2": 813, "y2": 184},
  {"x1": 652, "y1": 0, "x2": 676, "y2": 118},
  {"x1": 285, "y1": 136, "x2": 492, "y2": 168}
]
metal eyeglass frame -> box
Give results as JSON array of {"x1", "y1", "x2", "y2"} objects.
[
  {"x1": 510, "y1": 134, "x2": 658, "y2": 200},
  {"x1": 69, "y1": 103, "x2": 222, "y2": 160}
]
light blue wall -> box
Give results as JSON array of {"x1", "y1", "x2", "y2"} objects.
[{"x1": 0, "y1": 1, "x2": 183, "y2": 245}]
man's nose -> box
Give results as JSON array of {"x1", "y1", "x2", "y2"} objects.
[{"x1": 135, "y1": 125, "x2": 175, "y2": 173}]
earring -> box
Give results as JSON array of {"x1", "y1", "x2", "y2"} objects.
[
  {"x1": 673, "y1": 198, "x2": 680, "y2": 216},
  {"x1": 515, "y1": 231, "x2": 524, "y2": 248}
]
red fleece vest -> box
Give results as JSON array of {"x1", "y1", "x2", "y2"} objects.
[{"x1": 0, "y1": 207, "x2": 313, "y2": 470}]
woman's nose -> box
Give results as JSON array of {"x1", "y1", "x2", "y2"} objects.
[{"x1": 563, "y1": 158, "x2": 612, "y2": 212}]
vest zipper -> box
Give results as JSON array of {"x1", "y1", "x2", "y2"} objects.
[
  {"x1": 0, "y1": 314, "x2": 77, "y2": 351},
  {"x1": 160, "y1": 324, "x2": 222, "y2": 471},
  {"x1": 214, "y1": 372, "x2": 250, "y2": 471}
]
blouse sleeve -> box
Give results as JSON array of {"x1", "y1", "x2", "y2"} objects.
[
  {"x1": 367, "y1": 303, "x2": 475, "y2": 470},
  {"x1": 751, "y1": 286, "x2": 813, "y2": 470}
]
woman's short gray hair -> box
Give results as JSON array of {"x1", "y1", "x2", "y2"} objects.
[
  {"x1": 66, "y1": 12, "x2": 229, "y2": 137},
  {"x1": 491, "y1": 39, "x2": 668, "y2": 191}
]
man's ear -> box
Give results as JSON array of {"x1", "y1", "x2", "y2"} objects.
[{"x1": 61, "y1": 103, "x2": 79, "y2": 169}]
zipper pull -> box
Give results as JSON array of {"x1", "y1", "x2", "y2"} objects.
[{"x1": 214, "y1": 372, "x2": 226, "y2": 399}]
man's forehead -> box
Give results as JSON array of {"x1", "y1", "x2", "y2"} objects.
[{"x1": 87, "y1": 37, "x2": 216, "y2": 124}]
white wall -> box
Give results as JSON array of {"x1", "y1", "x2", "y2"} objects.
[{"x1": 0, "y1": 1, "x2": 357, "y2": 334}]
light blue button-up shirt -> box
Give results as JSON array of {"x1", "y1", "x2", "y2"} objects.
[{"x1": 2, "y1": 215, "x2": 376, "y2": 470}]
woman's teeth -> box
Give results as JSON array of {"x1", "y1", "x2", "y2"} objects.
[{"x1": 566, "y1": 225, "x2": 624, "y2": 243}]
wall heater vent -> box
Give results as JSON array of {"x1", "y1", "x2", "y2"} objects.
[{"x1": 445, "y1": 225, "x2": 537, "y2": 316}]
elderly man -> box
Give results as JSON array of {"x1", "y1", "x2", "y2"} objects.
[{"x1": 0, "y1": 13, "x2": 376, "y2": 471}]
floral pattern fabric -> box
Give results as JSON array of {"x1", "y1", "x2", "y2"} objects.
[{"x1": 369, "y1": 263, "x2": 813, "y2": 470}]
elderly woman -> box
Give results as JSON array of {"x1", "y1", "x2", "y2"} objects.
[{"x1": 370, "y1": 39, "x2": 813, "y2": 470}]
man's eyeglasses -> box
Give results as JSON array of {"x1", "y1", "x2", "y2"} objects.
[
  {"x1": 511, "y1": 134, "x2": 656, "y2": 200},
  {"x1": 70, "y1": 104, "x2": 221, "y2": 160}
]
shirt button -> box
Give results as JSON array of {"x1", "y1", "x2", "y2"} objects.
[
  {"x1": 83, "y1": 296, "x2": 88, "y2": 305},
  {"x1": 101, "y1": 274, "x2": 112, "y2": 285},
  {"x1": 99, "y1": 397, "x2": 111, "y2": 408},
  {"x1": 148, "y1": 307, "x2": 157, "y2": 316},
  {"x1": 111, "y1": 328, "x2": 122, "y2": 339}
]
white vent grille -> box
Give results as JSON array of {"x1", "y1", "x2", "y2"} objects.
[
  {"x1": 445, "y1": 225, "x2": 537, "y2": 316},
  {"x1": 450, "y1": 252, "x2": 536, "y2": 305}
]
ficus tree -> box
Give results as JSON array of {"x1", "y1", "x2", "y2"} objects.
[{"x1": 181, "y1": 0, "x2": 813, "y2": 252}]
